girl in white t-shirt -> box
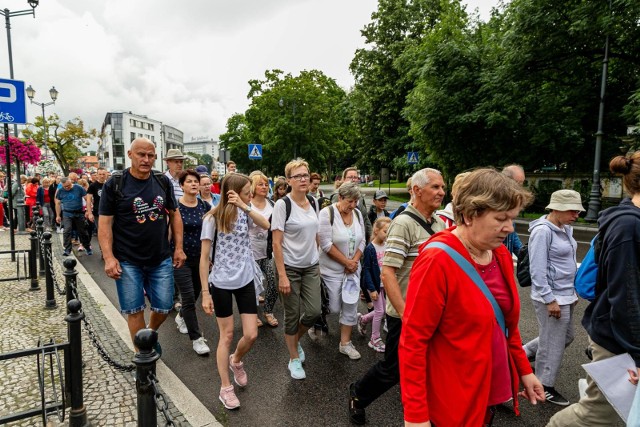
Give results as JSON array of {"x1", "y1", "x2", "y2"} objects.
[{"x1": 199, "y1": 173, "x2": 270, "y2": 410}]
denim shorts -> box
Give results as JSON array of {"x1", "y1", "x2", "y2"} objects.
[{"x1": 115, "y1": 257, "x2": 174, "y2": 315}]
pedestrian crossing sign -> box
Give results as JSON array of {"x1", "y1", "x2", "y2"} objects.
[
  {"x1": 407, "y1": 151, "x2": 419, "y2": 165},
  {"x1": 248, "y1": 144, "x2": 263, "y2": 160}
]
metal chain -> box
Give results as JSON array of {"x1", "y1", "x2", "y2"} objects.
[
  {"x1": 148, "y1": 372, "x2": 176, "y2": 427},
  {"x1": 45, "y1": 243, "x2": 66, "y2": 295},
  {"x1": 74, "y1": 281, "x2": 135, "y2": 372}
]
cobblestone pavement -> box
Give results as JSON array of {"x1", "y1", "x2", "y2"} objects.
[{"x1": 0, "y1": 232, "x2": 188, "y2": 426}]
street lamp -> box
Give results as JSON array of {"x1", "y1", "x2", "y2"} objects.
[
  {"x1": 0, "y1": 1, "x2": 39, "y2": 250},
  {"x1": 26, "y1": 85, "x2": 58, "y2": 160},
  {"x1": 279, "y1": 97, "x2": 298, "y2": 158},
  {"x1": 584, "y1": 0, "x2": 612, "y2": 222}
]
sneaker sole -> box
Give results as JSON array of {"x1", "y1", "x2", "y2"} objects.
[
  {"x1": 546, "y1": 399, "x2": 570, "y2": 406},
  {"x1": 289, "y1": 371, "x2": 306, "y2": 380},
  {"x1": 340, "y1": 350, "x2": 362, "y2": 360},
  {"x1": 218, "y1": 395, "x2": 240, "y2": 410}
]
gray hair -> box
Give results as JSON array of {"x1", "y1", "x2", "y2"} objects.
[
  {"x1": 411, "y1": 168, "x2": 442, "y2": 189},
  {"x1": 338, "y1": 181, "x2": 361, "y2": 201},
  {"x1": 502, "y1": 164, "x2": 524, "y2": 179},
  {"x1": 60, "y1": 177, "x2": 69, "y2": 184}
]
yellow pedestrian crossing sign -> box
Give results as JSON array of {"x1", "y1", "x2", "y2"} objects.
[
  {"x1": 248, "y1": 144, "x2": 262, "y2": 160},
  {"x1": 407, "y1": 151, "x2": 419, "y2": 165}
]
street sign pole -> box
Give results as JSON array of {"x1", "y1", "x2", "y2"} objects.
[{"x1": 4, "y1": 122, "x2": 15, "y2": 258}]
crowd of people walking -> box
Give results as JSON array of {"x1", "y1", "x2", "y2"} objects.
[{"x1": 4, "y1": 139, "x2": 640, "y2": 426}]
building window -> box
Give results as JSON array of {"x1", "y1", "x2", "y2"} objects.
[
  {"x1": 130, "y1": 132, "x2": 136, "y2": 142},
  {"x1": 151, "y1": 136, "x2": 155, "y2": 143},
  {"x1": 149, "y1": 124, "x2": 154, "y2": 131}
]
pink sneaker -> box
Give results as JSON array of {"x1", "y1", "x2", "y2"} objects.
[
  {"x1": 368, "y1": 338, "x2": 386, "y2": 353},
  {"x1": 229, "y1": 354, "x2": 248, "y2": 387},
  {"x1": 219, "y1": 385, "x2": 240, "y2": 409}
]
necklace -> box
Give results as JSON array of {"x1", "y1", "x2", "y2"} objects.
[{"x1": 456, "y1": 232, "x2": 492, "y2": 265}]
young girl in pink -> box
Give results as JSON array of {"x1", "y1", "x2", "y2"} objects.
[{"x1": 357, "y1": 217, "x2": 391, "y2": 352}]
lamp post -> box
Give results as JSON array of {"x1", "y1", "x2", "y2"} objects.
[
  {"x1": 0, "y1": 0, "x2": 39, "y2": 253},
  {"x1": 584, "y1": 0, "x2": 612, "y2": 222},
  {"x1": 26, "y1": 85, "x2": 58, "y2": 161},
  {"x1": 279, "y1": 98, "x2": 298, "y2": 159}
]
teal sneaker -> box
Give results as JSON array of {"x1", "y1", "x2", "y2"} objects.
[
  {"x1": 297, "y1": 342, "x2": 306, "y2": 363},
  {"x1": 288, "y1": 358, "x2": 306, "y2": 380}
]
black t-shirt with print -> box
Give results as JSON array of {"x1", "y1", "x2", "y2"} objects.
[
  {"x1": 172, "y1": 199, "x2": 210, "y2": 260},
  {"x1": 87, "y1": 181, "x2": 104, "y2": 215},
  {"x1": 99, "y1": 169, "x2": 177, "y2": 267}
]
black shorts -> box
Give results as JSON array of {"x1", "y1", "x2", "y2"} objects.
[{"x1": 209, "y1": 280, "x2": 257, "y2": 318}]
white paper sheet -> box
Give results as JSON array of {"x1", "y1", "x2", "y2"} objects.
[{"x1": 582, "y1": 353, "x2": 637, "y2": 423}]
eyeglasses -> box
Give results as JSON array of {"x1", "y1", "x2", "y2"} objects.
[{"x1": 289, "y1": 174, "x2": 310, "y2": 181}]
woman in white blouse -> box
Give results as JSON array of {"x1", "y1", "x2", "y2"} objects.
[{"x1": 318, "y1": 182, "x2": 366, "y2": 360}]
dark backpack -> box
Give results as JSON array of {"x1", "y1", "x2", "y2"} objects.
[
  {"x1": 516, "y1": 245, "x2": 532, "y2": 287},
  {"x1": 110, "y1": 169, "x2": 170, "y2": 203},
  {"x1": 283, "y1": 194, "x2": 318, "y2": 220},
  {"x1": 516, "y1": 232, "x2": 553, "y2": 288}
]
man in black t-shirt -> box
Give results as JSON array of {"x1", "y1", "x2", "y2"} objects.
[
  {"x1": 86, "y1": 167, "x2": 107, "y2": 234},
  {"x1": 98, "y1": 138, "x2": 186, "y2": 351}
]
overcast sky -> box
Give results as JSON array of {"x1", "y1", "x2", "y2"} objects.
[{"x1": 1, "y1": 0, "x2": 498, "y2": 146}]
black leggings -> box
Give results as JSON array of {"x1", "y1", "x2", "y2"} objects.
[{"x1": 209, "y1": 281, "x2": 257, "y2": 318}]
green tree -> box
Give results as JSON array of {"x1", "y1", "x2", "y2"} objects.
[
  {"x1": 23, "y1": 114, "x2": 97, "y2": 175},
  {"x1": 349, "y1": 0, "x2": 448, "y2": 174},
  {"x1": 221, "y1": 69, "x2": 351, "y2": 177},
  {"x1": 200, "y1": 154, "x2": 213, "y2": 169}
]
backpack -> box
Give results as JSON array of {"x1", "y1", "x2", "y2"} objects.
[
  {"x1": 282, "y1": 194, "x2": 318, "y2": 221},
  {"x1": 575, "y1": 234, "x2": 600, "y2": 301},
  {"x1": 323, "y1": 203, "x2": 363, "y2": 227},
  {"x1": 264, "y1": 198, "x2": 275, "y2": 259},
  {"x1": 516, "y1": 245, "x2": 532, "y2": 287},
  {"x1": 317, "y1": 196, "x2": 332, "y2": 210},
  {"x1": 516, "y1": 231, "x2": 554, "y2": 288},
  {"x1": 111, "y1": 169, "x2": 170, "y2": 203}
]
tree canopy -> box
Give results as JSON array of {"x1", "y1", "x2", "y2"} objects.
[
  {"x1": 220, "y1": 69, "x2": 351, "y2": 177},
  {"x1": 22, "y1": 114, "x2": 96, "y2": 175}
]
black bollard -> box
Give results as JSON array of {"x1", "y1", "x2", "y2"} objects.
[
  {"x1": 133, "y1": 329, "x2": 160, "y2": 427},
  {"x1": 28, "y1": 231, "x2": 40, "y2": 291},
  {"x1": 63, "y1": 258, "x2": 77, "y2": 314},
  {"x1": 65, "y1": 299, "x2": 89, "y2": 427},
  {"x1": 43, "y1": 232, "x2": 56, "y2": 309},
  {"x1": 36, "y1": 218, "x2": 45, "y2": 277}
]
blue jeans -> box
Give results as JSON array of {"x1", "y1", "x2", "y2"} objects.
[{"x1": 116, "y1": 257, "x2": 174, "y2": 314}]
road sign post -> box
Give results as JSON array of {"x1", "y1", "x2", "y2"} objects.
[
  {"x1": 248, "y1": 144, "x2": 263, "y2": 160},
  {"x1": 407, "y1": 151, "x2": 419, "y2": 165},
  {"x1": 0, "y1": 78, "x2": 27, "y2": 256}
]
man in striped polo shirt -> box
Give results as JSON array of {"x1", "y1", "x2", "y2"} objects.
[{"x1": 349, "y1": 167, "x2": 446, "y2": 425}]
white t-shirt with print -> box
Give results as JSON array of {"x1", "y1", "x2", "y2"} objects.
[
  {"x1": 271, "y1": 197, "x2": 319, "y2": 268},
  {"x1": 248, "y1": 201, "x2": 273, "y2": 260},
  {"x1": 201, "y1": 209, "x2": 254, "y2": 290}
]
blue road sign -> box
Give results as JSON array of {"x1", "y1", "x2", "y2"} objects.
[
  {"x1": 0, "y1": 79, "x2": 27, "y2": 124},
  {"x1": 248, "y1": 143, "x2": 263, "y2": 160},
  {"x1": 407, "y1": 151, "x2": 419, "y2": 165}
]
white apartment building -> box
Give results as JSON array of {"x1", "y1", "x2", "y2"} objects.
[
  {"x1": 98, "y1": 112, "x2": 183, "y2": 172},
  {"x1": 182, "y1": 137, "x2": 226, "y2": 175}
]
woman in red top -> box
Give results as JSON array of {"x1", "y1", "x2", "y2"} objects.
[
  {"x1": 24, "y1": 177, "x2": 40, "y2": 229},
  {"x1": 399, "y1": 169, "x2": 545, "y2": 427}
]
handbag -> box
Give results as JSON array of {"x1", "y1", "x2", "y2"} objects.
[{"x1": 424, "y1": 241, "x2": 507, "y2": 337}]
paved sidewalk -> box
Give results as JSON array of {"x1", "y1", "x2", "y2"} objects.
[{"x1": 0, "y1": 233, "x2": 195, "y2": 426}]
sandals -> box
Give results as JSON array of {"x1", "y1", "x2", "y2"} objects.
[
  {"x1": 257, "y1": 318, "x2": 264, "y2": 327},
  {"x1": 264, "y1": 313, "x2": 279, "y2": 327}
]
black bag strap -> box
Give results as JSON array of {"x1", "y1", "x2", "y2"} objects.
[{"x1": 398, "y1": 210, "x2": 436, "y2": 236}]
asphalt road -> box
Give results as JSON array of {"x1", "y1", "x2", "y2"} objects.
[{"x1": 76, "y1": 220, "x2": 616, "y2": 427}]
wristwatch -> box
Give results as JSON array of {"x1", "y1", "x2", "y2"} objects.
[{"x1": 245, "y1": 206, "x2": 252, "y2": 213}]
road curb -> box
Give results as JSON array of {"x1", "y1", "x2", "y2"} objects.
[{"x1": 65, "y1": 236, "x2": 221, "y2": 427}]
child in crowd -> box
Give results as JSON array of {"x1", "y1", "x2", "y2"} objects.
[
  {"x1": 199, "y1": 173, "x2": 270, "y2": 410},
  {"x1": 357, "y1": 217, "x2": 391, "y2": 352}
]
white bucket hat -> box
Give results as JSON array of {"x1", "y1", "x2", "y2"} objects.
[{"x1": 545, "y1": 189, "x2": 585, "y2": 212}]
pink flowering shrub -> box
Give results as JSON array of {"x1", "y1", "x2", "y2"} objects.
[{"x1": 0, "y1": 136, "x2": 41, "y2": 165}]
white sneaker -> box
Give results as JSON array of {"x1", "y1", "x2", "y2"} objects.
[
  {"x1": 339, "y1": 341, "x2": 361, "y2": 360},
  {"x1": 307, "y1": 327, "x2": 318, "y2": 342},
  {"x1": 175, "y1": 314, "x2": 188, "y2": 334},
  {"x1": 192, "y1": 337, "x2": 210, "y2": 355}
]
